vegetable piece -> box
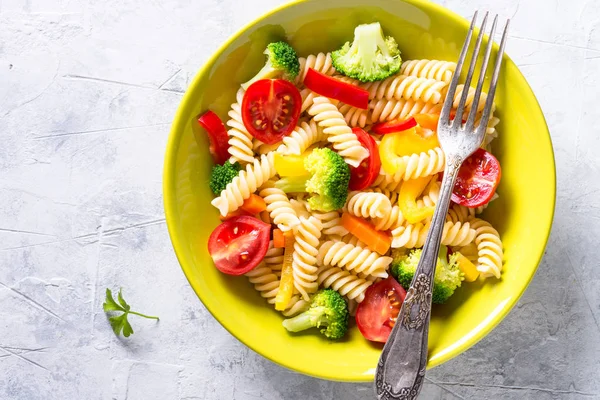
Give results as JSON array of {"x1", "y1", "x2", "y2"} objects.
[
  {"x1": 413, "y1": 113, "x2": 440, "y2": 131},
  {"x1": 240, "y1": 194, "x2": 267, "y2": 214},
  {"x1": 260, "y1": 210, "x2": 271, "y2": 224},
  {"x1": 455, "y1": 252, "x2": 479, "y2": 282},
  {"x1": 242, "y1": 79, "x2": 302, "y2": 144},
  {"x1": 331, "y1": 22, "x2": 402, "y2": 82},
  {"x1": 275, "y1": 233, "x2": 295, "y2": 311},
  {"x1": 219, "y1": 209, "x2": 252, "y2": 221},
  {"x1": 355, "y1": 277, "x2": 405, "y2": 343},
  {"x1": 452, "y1": 148, "x2": 501, "y2": 208},
  {"x1": 398, "y1": 176, "x2": 435, "y2": 224},
  {"x1": 379, "y1": 127, "x2": 440, "y2": 174},
  {"x1": 274, "y1": 152, "x2": 309, "y2": 177},
  {"x1": 241, "y1": 42, "x2": 300, "y2": 90},
  {"x1": 275, "y1": 148, "x2": 350, "y2": 212},
  {"x1": 390, "y1": 246, "x2": 463, "y2": 304},
  {"x1": 340, "y1": 213, "x2": 392, "y2": 255},
  {"x1": 282, "y1": 289, "x2": 349, "y2": 340},
  {"x1": 372, "y1": 117, "x2": 417, "y2": 135},
  {"x1": 304, "y1": 68, "x2": 369, "y2": 109},
  {"x1": 349, "y1": 128, "x2": 381, "y2": 190},
  {"x1": 273, "y1": 229, "x2": 285, "y2": 248},
  {"x1": 208, "y1": 216, "x2": 271, "y2": 275},
  {"x1": 209, "y1": 162, "x2": 242, "y2": 195},
  {"x1": 103, "y1": 288, "x2": 159, "y2": 338},
  {"x1": 195, "y1": 111, "x2": 230, "y2": 164}
]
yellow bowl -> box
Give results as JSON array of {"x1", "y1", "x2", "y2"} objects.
[{"x1": 163, "y1": 0, "x2": 555, "y2": 382}]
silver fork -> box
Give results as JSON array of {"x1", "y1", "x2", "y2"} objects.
[{"x1": 374, "y1": 11, "x2": 509, "y2": 400}]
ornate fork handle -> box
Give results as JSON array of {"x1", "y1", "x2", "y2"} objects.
[{"x1": 374, "y1": 155, "x2": 463, "y2": 400}]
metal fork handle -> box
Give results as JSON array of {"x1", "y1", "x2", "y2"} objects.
[{"x1": 374, "y1": 154, "x2": 463, "y2": 400}]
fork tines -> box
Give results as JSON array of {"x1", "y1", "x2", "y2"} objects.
[{"x1": 440, "y1": 11, "x2": 510, "y2": 139}]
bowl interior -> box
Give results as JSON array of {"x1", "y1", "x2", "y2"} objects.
[{"x1": 164, "y1": 0, "x2": 555, "y2": 382}]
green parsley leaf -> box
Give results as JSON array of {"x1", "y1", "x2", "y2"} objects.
[{"x1": 103, "y1": 288, "x2": 158, "y2": 338}]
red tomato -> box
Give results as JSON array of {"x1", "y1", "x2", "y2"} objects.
[
  {"x1": 349, "y1": 128, "x2": 381, "y2": 190},
  {"x1": 356, "y1": 277, "x2": 406, "y2": 343},
  {"x1": 452, "y1": 148, "x2": 501, "y2": 208},
  {"x1": 304, "y1": 68, "x2": 369, "y2": 109},
  {"x1": 371, "y1": 117, "x2": 417, "y2": 135},
  {"x1": 241, "y1": 79, "x2": 302, "y2": 145},
  {"x1": 207, "y1": 216, "x2": 270, "y2": 275},
  {"x1": 196, "y1": 110, "x2": 230, "y2": 164}
]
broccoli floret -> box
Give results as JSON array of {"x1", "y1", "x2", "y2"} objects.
[
  {"x1": 209, "y1": 162, "x2": 241, "y2": 195},
  {"x1": 241, "y1": 41, "x2": 300, "y2": 90},
  {"x1": 274, "y1": 148, "x2": 350, "y2": 211},
  {"x1": 331, "y1": 22, "x2": 402, "y2": 82},
  {"x1": 282, "y1": 289, "x2": 349, "y2": 340},
  {"x1": 391, "y1": 246, "x2": 463, "y2": 304}
]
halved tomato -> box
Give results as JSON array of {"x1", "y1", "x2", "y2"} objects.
[
  {"x1": 356, "y1": 277, "x2": 406, "y2": 343},
  {"x1": 452, "y1": 148, "x2": 501, "y2": 208},
  {"x1": 207, "y1": 216, "x2": 271, "y2": 275},
  {"x1": 241, "y1": 79, "x2": 302, "y2": 144},
  {"x1": 349, "y1": 128, "x2": 381, "y2": 190}
]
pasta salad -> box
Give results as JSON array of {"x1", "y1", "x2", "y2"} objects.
[{"x1": 199, "y1": 22, "x2": 503, "y2": 343}]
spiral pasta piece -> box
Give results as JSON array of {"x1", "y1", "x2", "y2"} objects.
[
  {"x1": 260, "y1": 183, "x2": 300, "y2": 232},
  {"x1": 453, "y1": 85, "x2": 496, "y2": 114},
  {"x1": 310, "y1": 210, "x2": 349, "y2": 237},
  {"x1": 379, "y1": 147, "x2": 446, "y2": 182},
  {"x1": 370, "y1": 98, "x2": 442, "y2": 122},
  {"x1": 281, "y1": 295, "x2": 310, "y2": 317},
  {"x1": 317, "y1": 265, "x2": 373, "y2": 303},
  {"x1": 364, "y1": 187, "x2": 400, "y2": 205},
  {"x1": 420, "y1": 179, "x2": 441, "y2": 208},
  {"x1": 372, "y1": 205, "x2": 406, "y2": 231},
  {"x1": 226, "y1": 89, "x2": 254, "y2": 164},
  {"x1": 245, "y1": 263, "x2": 280, "y2": 303},
  {"x1": 400, "y1": 59, "x2": 457, "y2": 83},
  {"x1": 362, "y1": 75, "x2": 447, "y2": 104},
  {"x1": 277, "y1": 119, "x2": 324, "y2": 155},
  {"x1": 338, "y1": 103, "x2": 370, "y2": 128},
  {"x1": 391, "y1": 219, "x2": 476, "y2": 248},
  {"x1": 211, "y1": 152, "x2": 276, "y2": 216},
  {"x1": 297, "y1": 52, "x2": 336, "y2": 84},
  {"x1": 318, "y1": 241, "x2": 391, "y2": 279},
  {"x1": 292, "y1": 216, "x2": 323, "y2": 301},
  {"x1": 338, "y1": 233, "x2": 368, "y2": 248},
  {"x1": 264, "y1": 241, "x2": 284, "y2": 270},
  {"x1": 290, "y1": 198, "x2": 310, "y2": 219},
  {"x1": 345, "y1": 191, "x2": 392, "y2": 219},
  {"x1": 307, "y1": 96, "x2": 369, "y2": 167},
  {"x1": 470, "y1": 218, "x2": 503, "y2": 279},
  {"x1": 300, "y1": 88, "x2": 317, "y2": 113}
]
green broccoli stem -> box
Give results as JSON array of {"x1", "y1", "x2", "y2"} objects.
[
  {"x1": 242, "y1": 63, "x2": 277, "y2": 90},
  {"x1": 282, "y1": 308, "x2": 326, "y2": 332},
  {"x1": 274, "y1": 175, "x2": 310, "y2": 193}
]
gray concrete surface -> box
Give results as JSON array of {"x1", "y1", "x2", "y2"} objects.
[{"x1": 1, "y1": 0, "x2": 599, "y2": 399}]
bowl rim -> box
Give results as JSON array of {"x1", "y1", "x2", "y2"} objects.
[{"x1": 163, "y1": 0, "x2": 556, "y2": 381}]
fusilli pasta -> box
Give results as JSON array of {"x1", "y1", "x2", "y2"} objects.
[
  {"x1": 400, "y1": 59, "x2": 457, "y2": 83},
  {"x1": 277, "y1": 119, "x2": 324, "y2": 155},
  {"x1": 307, "y1": 96, "x2": 369, "y2": 167},
  {"x1": 211, "y1": 152, "x2": 276, "y2": 216},
  {"x1": 391, "y1": 219, "x2": 476, "y2": 248},
  {"x1": 292, "y1": 216, "x2": 323, "y2": 300},
  {"x1": 297, "y1": 52, "x2": 335, "y2": 84},
  {"x1": 470, "y1": 218, "x2": 503, "y2": 279},
  {"x1": 260, "y1": 182, "x2": 300, "y2": 232},
  {"x1": 369, "y1": 98, "x2": 442, "y2": 122},
  {"x1": 345, "y1": 191, "x2": 392, "y2": 219},
  {"x1": 338, "y1": 103, "x2": 370, "y2": 128},
  {"x1": 377, "y1": 147, "x2": 446, "y2": 182},
  {"x1": 310, "y1": 210, "x2": 348, "y2": 237},
  {"x1": 317, "y1": 265, "x2": 373, "y2": 303},
  {"x1": 318, "y1": 241, "x2": 392, "y2": 279},
  {"x1": 362, "y1": 75, "x2": 447, "y2": 104},
  {"x1": 226, "y1": 89, "x2": 254, "y2": 164}
]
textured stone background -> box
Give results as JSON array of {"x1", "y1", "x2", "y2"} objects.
[{"x1": 1, "y1": 0, "x2": 599, "y2": 399}]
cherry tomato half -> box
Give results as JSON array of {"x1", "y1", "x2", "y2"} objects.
[
  {"x1": 241, "y1": 79, "x2": 302, "y2": 145},
  {"x1": 304, "y1": 68, "x2": 369, "y2": 109},
  {"x1": 452, "y1": 148, "x2": 501, "y2": 208},
  {"x1": 356, "y1": 277, "x2": 406, "y2": 343},
  {"x1": 349, "y1": 128, "x2": 381, "y2": 191},
  {"x1": 207, "y1": 216, "x2": 271, "y2": 275},
  {"x1": 195, "y1": 110, "x2": 230, "y2": 164}
]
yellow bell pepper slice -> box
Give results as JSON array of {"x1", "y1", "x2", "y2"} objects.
[
  {"x1": 275, "y1": 233, "x2": 295, "y2": 311},
  {"x1": 274, "y1": 152, "x2": 310, "y2": 177},
  {"x1": 379, "y1": 127, "x2": 440, "y2": 175},
  {"x1": 455, "y1": 252, "x2": 480, "y2": 282},
  {"x1": 398, "y1": 176, "x2": 435, "y2": 224}
]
